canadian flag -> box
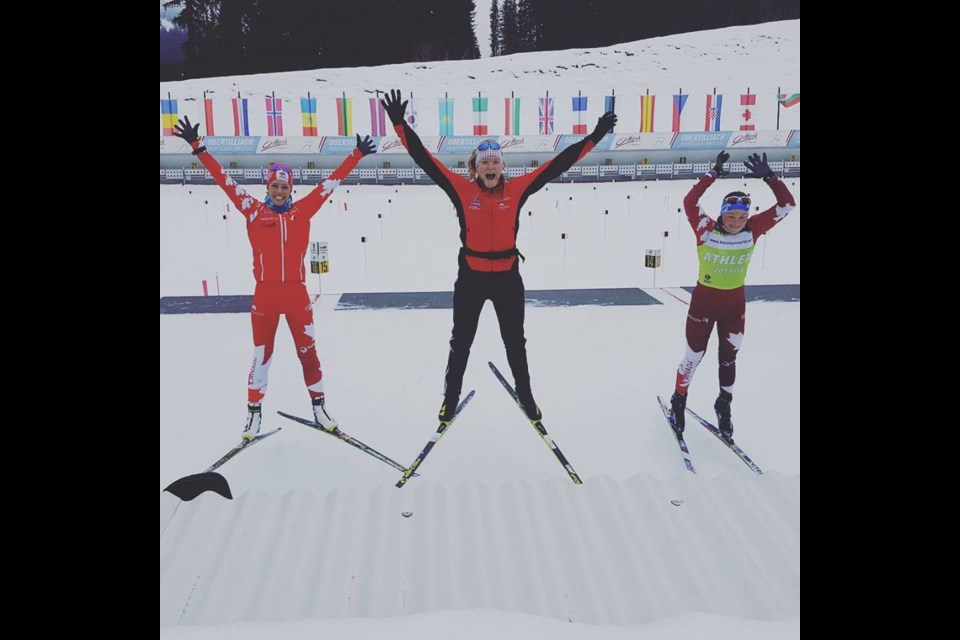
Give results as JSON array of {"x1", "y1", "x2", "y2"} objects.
[{"x1": 740, "y1": 93, "x2": 756, "y2": 131}]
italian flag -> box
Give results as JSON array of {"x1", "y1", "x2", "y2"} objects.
[{"x1": 472, "y1": 97, "x2": 489, "y2": 135}]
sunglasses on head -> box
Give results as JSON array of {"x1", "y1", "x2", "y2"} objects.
[
  {"x1": 477, "y1": 141, "x2": 501, "y2": 151},
  {"x1": 723, "y1": 195, "x2": 751, "y2": 206}
]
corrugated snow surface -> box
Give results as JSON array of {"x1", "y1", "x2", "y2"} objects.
[{"x1": 161, "y1": 472, "x2": 799, "y2": 626}]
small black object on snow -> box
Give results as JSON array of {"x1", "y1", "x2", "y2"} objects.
[{"x1": 402, "y1": 511, "x2": 413, "y2": 518}]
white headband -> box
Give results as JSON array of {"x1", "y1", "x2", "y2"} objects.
[{"x1": 476, "y1": 148, "x2": 503, "y2": 162}]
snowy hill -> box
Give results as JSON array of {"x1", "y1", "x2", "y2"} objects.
[{"x1": 159, "y1": 20, "x2": 800, "y2": 136}]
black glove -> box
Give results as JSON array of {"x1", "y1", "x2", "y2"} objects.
[
  {"x1": 381, "y1": 89, "x2": 408, "y2": 126},
  {"x1": 712, "y1": 151, "x2": 730, "y2": 176},
  {"x1": 173, "y1": 116, "x2": 200, "y2": 144},
  {"x1": 589, "y1": 111, "x2": 617, "y2": 143},
  {"x1": 744, "y1": 152, "x2": 774, "y2": 181},
  {"x1": 356, "y1": 134, "x2": 376, "y2": 156}
]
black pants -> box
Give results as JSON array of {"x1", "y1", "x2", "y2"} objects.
[{"x1": 443, "y1": 267, "x2": 531, "y2": 399}]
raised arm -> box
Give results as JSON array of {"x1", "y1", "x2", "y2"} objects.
[
  {"x1": 174, "y1": 116, "x2": 255, "y2": 216},
  {"x1": 382, "y1": 89, "x2": 462, "y2": 205},
  {"x1": 511, "y1": 112, "x2": 617, "y2": 197},
  {"x1": 742, "y1": 153, "x2": 797, "y2": 238},
  {"x1": 300, "y1": 134, "x2": 376, "y2": 219},
  {"x1": 682, "y1": 151, "x2": 728, "y2": 238}
]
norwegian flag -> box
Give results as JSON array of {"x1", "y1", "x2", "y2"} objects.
[
  {"x1": 538, "y1": 95, "x2": 555, "y2": 135},
  {"x1": 739, "y1": 93, "x2": 756, "y2": 131},
  {"x1": 265, "y1": 97, "x2": 284, "y2": 136}
]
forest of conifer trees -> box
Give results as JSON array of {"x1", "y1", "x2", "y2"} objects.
[{"x1": 161, "y1": 0, "x2": 799, "y2": 81}]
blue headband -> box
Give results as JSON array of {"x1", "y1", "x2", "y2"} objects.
[{"x1": 720, "y1": 201, "x2": 750, "y2": 215}]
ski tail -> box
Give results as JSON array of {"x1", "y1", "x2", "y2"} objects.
[
  {"x1": 277, "y1": 412, "x2": 411, "y2": 473},
  {"x1": 657, "y1": 395, "x2": 696, "y2": 474}
]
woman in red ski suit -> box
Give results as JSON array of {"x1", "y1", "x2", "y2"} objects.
[
  {"x1": 381, "y1": 90, "x2": 616, "y2": 423},
  {"x1": 173, "y1": 116, "x2": 376, "y2": 440}
]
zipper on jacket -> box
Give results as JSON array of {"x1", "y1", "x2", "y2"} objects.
[
  {"x1": 488, "y1": 192, "x2": 498, "y2": 271},
  {"x1": 280, "y1": 215, "x2": 287, "y2": 282}
]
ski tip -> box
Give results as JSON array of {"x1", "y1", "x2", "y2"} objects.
[{"x1": 452, "y1": 389, "x2": 477, "y2": 416}]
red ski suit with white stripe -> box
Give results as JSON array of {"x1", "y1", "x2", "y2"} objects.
[{"x1": 193, "y1": 141, "x2": 362, "y2": 403}]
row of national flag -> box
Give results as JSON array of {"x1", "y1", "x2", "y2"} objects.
[{"x1": 161, "y1": 92, "x2": 800, "y2": 137}]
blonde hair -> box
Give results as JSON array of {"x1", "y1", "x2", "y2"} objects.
[{"x1": 467, "y1": 139, "x2": 505, "y2": 181}]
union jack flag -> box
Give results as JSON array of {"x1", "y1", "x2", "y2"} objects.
[{"x1": 538, "y1": 96, "x2": 555, "y2": 135}]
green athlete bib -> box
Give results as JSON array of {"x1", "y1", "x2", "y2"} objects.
[{"x1": 697, "y1": 229, "x2": 755, "y2": 290}]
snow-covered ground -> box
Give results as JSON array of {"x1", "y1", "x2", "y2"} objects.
[
  {"x1": 160, "y1": 176, "x2": 800, "y2": 493},
  {"x1": 161, "y1": 19, "x2": 799, "y2": 639}
]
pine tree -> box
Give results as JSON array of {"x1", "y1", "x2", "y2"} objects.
[
  {"x1": 464, "y1": 0, "x2": 481, "y2": 58},
  {"x1": 501, "y1": 0, "x2": 517, "y2": 55},
  {"x1": 489, "y1": 0, "x2": 501, "y2": 56},
  {"x1": 166, "y1": 0, "x2": 221, "y2": 79},
  {"x1": 212, "y1": 0, "x2": 250, "y2": 75},
  {"x1": 515, "y1": 0, "x2": 539, "y2": 52}
]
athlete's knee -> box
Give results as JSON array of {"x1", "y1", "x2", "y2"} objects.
[
  {"x1": 449, "y1": 332, "x2": 476, "y2": 352},
  {"x1": 295, "y1": 339, "x2": 318, "y2": 362},
  {"x1": 502, "y1": 334, "x2": 526, "y2": 352},
  {"x1": 683, "y1": 344, "x2": 705, "y2": 365}
]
